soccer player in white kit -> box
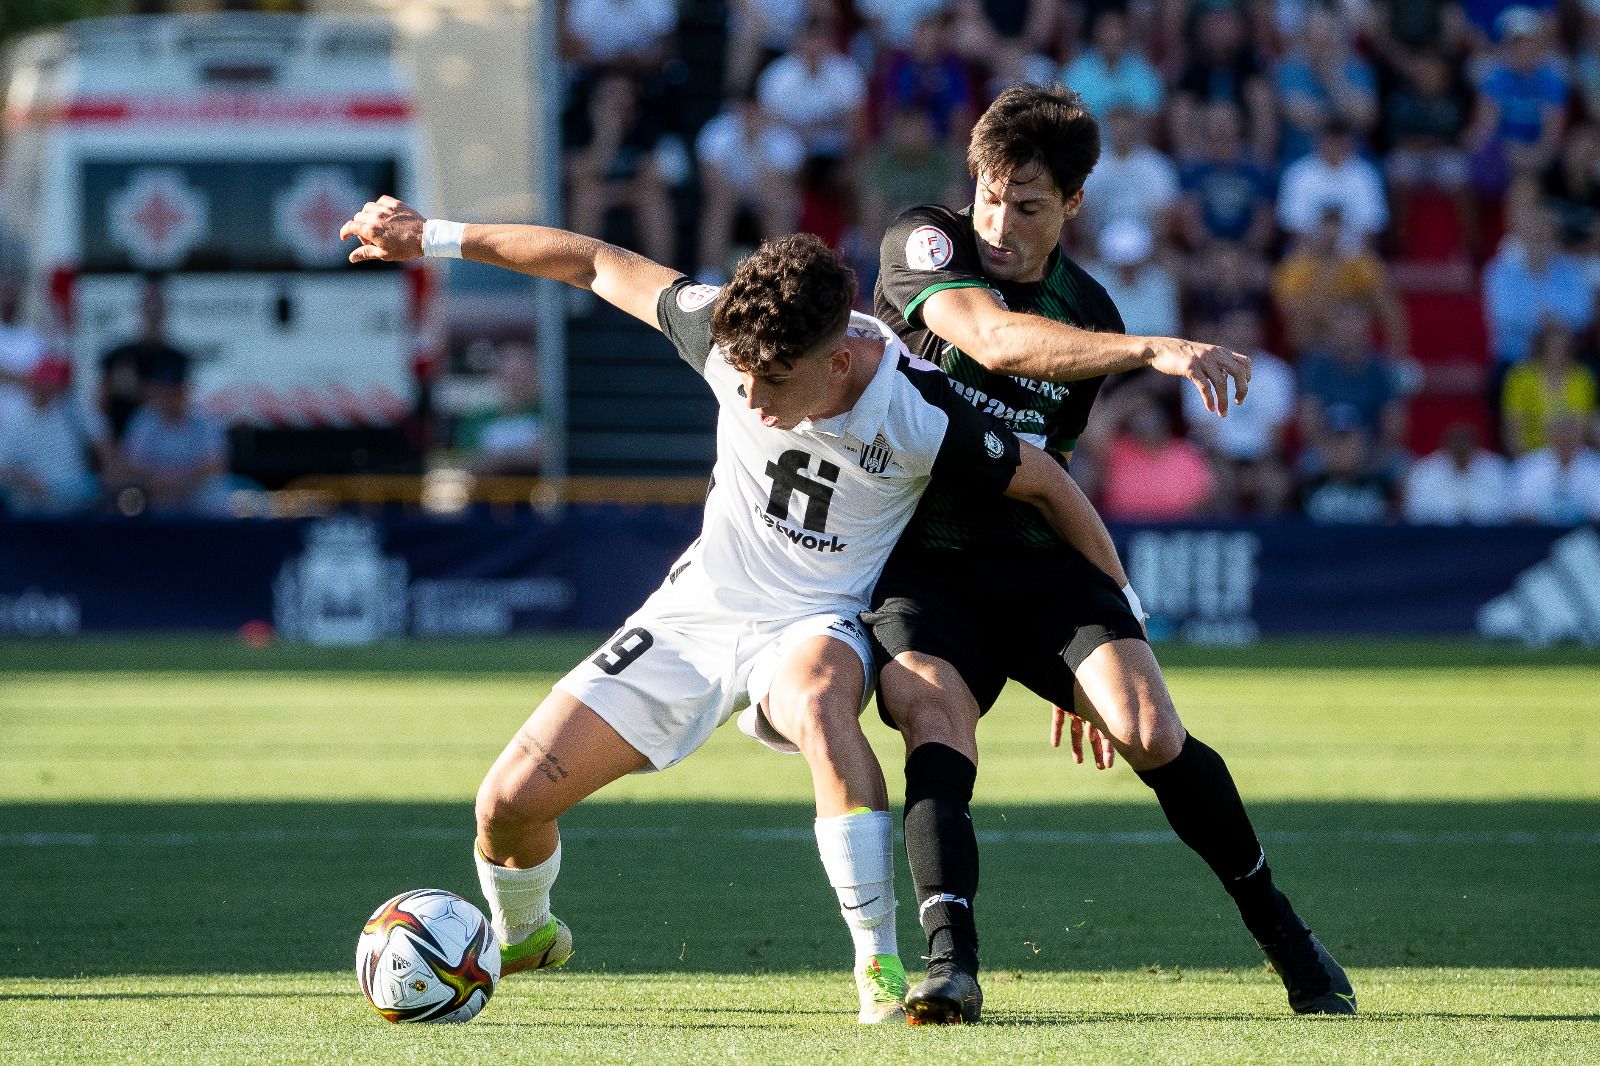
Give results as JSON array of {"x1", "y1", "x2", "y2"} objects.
[{"x1": 340, "y1": 198, "x2": 1132, "y2": 1023}]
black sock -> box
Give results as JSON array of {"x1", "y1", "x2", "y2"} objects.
[
  {"x1": 903, "y1": 742, "x2": 980, "y2": 974},
  {"x1": 1135, "y1": 734, "x2": 1301, "y2": 944}
]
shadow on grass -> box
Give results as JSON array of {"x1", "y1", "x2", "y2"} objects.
[{"x1": 2, "y1": 799, "x2": 1596, "y2": 979}]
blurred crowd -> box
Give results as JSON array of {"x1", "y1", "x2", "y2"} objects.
[
  {"x1": 560, "y1": 0, "x2": 1600, "y2": 525},
  {"x1": 7, "y1": 0, "x2": 1600, "y2": 524}
]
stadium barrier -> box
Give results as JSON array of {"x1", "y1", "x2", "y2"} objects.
[{"x1": 0, "y1": 514, "x2": 1595, "y2": 645}]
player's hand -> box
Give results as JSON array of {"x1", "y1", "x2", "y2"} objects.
[
  {"x1": 1146, "y1": 337, "x2": 1251, "y2": 418},
  {"x1": 340, "y1": 195, "x2": 425, "y2": 263},
  {"x1": 1049, "y1": 705, "x2": 1115, "y2": 769}
]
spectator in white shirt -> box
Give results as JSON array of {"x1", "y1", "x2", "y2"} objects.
[
  {"x1": 1511, "y1": 415, "x2": 1600, "y2": 523},
  {"x1": 0, "y1": 354, "x2": 116, "y2": 516},
  {"x1": 1083, "y1": 218, "x2": 1181, "y2": 339},
  {"x1": 1078, "y1": 106, "x2": 1180, "y2": 241},
  {"x1": 694, "y1": 91, "x2": 805, "y2": 283},
  {"x1": 0, "y1": 283, "x2": 45, "y2": 427},
  {"x1": 1277, "y1": 120, "x2": 1388, "y2": 251},
  {"x1": 755, "y1": 19, "x2": 868, "y2": 160},
  {"x1": 1402, "y1": 423, "x2": 1514, "y2": 525},
  {"x1": 1184, "y1": 308, "x2": 1297, "y2": 515}
]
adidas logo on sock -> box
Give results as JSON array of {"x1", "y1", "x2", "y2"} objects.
[{"x1": 1476, "y1": 528, "x2": 1600, "y2": 646}]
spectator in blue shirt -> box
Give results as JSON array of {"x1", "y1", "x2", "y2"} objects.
[
  {"x1": 1274, "y1": 7, "x2": 1378, "y2": 161},
  {"x1": 1482, "y1": 205, "x2": 1595, "y2": 369},
  {"x1": 1468, "y1": 6, "x2": 1568, "y2": 189},
  {"x1": 1059, "y1": 10, "x2": 1163, "y2": 123},
  {"x1": 1178, "y1": 102, "x2": 1275, "y2": 252},
  {"x1": 1298, "y1": 301, "x2": 1410, "y2": 476},
  {"x1": 120, "y1": 353, "x2": 234, "y2": 516}
]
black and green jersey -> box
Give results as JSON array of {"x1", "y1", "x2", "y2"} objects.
[{"x1": 874, "y1": 203, "x2": 1125, "y2": 554}]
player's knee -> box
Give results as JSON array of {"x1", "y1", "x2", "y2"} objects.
[
  {"x1": 474, "y1": 771, "x2": 545, "y2": 842},
  {"x1": 894, "y1": 693, "x2": 975, "y2": 751},
  {"x1": 1123, "y1": 702, "x2": 1187, "y2": 766},
  {"x1": 769, "y1": 690, "x2": 859, "y2": 760}
]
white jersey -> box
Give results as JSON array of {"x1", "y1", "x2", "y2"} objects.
[{"x1": 654, "y1": 278, "x2": 1023, "y2": 622}]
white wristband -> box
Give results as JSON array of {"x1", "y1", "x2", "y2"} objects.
[
  {"x1": 421, "y1": 218, "x2": 465, "y2": 259},
  {"x1": 1121, "y1": 583, "x2": 1147, "y2": 622}
]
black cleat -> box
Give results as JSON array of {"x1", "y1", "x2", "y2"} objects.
[
  {"x1": 904, "y1": 957, "x2": 983, "y2": 1025},
  {"x1": 1259, "y1": 932, "x2": 1357, "y2": 1015}
]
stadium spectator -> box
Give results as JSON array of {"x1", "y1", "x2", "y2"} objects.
[
  {"x1": 119, "y1": 352, "x2": 233, "y2": 516},
  {"x1": 565, "y1": 72, "x2": 686, "y2": 270},
  {"x1": 1501, "y1": 325, "x2": 1599, "y2": 457},
  {"x1": 1083, "y1": 219, "x2": 1180, "y2": 339},
  {"x1": 871, "y1": 12, "x2": 975, "y2": 145},
  {"x1": 1272, "y1": 207, "x2": 1409, "y2": 357},
  {"x1": 0, "y1": 282, "x2": 45, "y2": 428},
  {"x1": 694, "y1": 91, "x2": 804, "y2": 284},
  {"x1": 0, "y1": 354, "x2": 114, "y2": 517},
  {"x1": 1273, "y1": 6, "x2": 1378, "y2": 161},
  {"x1": 856, "y1": 0, "x2": 953, "y2": 48},
  {"x1": 1482, "y1": 204, "x2": 1594, "y2": 376},
  {"x1": 1539, "y1": 124, "x2": 1600, "y2": 258},
  {"x1": 1382, "y1": 50, "x2": 1472, "y2": 198},
  {"x1": 755, "y1": 17, "x2": 869, "y2": 162},
  {"x1": 1510, "y1": 414, "x2": 1600, "y2": 522},
  {"x1": 1183, "y1": 308, "x2": 1297, "y2": 515},
  {"x1": 1100, "y1": 390, "x2": 1217, "y2": 522},
  {"x1": 565, "y1": 0, "x2": 677, "y2": 70},
  {"x1": 1077, "y1": 106, "x2": 1179, "y2": 241},
  {"x1": 856, "y1": 107, "x2": 964, "y2": 276},
  {"x1": 1170, "y1": 4, "x2": 1275, "y2": 160},
  {"x1": 454, "y1": 342, "x2": 548, "y2": 476},
  {"x1": 1277, "y1": 121, "x2": 1389, "y2": 252},
  {"x1": 1402, "y1": 422, "x2": 1514, "y2": 524},
  {"x1": 1298, "y1": 302, "x2": 1410, "y2": 469},
  {"x1": 1059, "y1": 10, "x2": 1163, "y2": 123},
  {"x1": 723, "y1": 0, "x2": 808, "y2": 96},
  {"x1": 1301, "y1": 417, "x2": 1396, "y2": 524},
  {"x1": 1466, "y1": 6, "x2": 1568, "y2": 192},
  {"x1": 1176, "y1": 102, "x2": 1275, "y2": 253},
  {"x1": 1186, "y1": 238, "x2": 1271, "y2": 331},
  {"x1": 97, "y1": 278, "x2": 192, "y2": 441}
]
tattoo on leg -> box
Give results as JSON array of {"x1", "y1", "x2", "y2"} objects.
[{"x1": 514, "y1": 729, "x2": 570, "y2": 782}]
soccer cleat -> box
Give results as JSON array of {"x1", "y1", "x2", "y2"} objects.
[
  {"x1": 855, "y1": 954, "x2": 908, "y2": 1024},
  {"x1": 904, "y1": 956, "x2": 982, "y2": 1025},
  {"x1": 1259, "y1": 932, "x2": 1356, "y2": 1015},
  {"x1": 500, "y1": 915, "x2": 573, "y2": 975}
]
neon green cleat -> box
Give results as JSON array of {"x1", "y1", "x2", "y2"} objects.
[
  {"x1": 855, "y1": 953, "x2": 908, "y2": 1024},
  {"x1": 500, "y1": 916, "x2": 573, "y2": 975}
]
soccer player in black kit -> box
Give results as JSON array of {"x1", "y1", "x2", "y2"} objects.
[{"x1": 867, "y1": 84, "x2": 1355, "y2": 1023}]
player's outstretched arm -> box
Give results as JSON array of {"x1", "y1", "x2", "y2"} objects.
[
  {"x1": 340, "y1": 196, "x2": 680, "y2": 330},
  {"x1": 1001, "y1": 442, "x2": 1128, "y2": 587},
  {"x1": 921, "y1": 285, "x2": 1251, "y2": 416}
]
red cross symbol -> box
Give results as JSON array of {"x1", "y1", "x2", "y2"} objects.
[
  {"x1": 296, "y1": 187, "x2": 349, "y2": 242},
  {"x1": 132, "y1": 187, "x2": 187, "y2": 248}
]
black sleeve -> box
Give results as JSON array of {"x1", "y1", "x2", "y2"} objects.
[
  {"x1": 902, "y1": 358, "x2": 1022, "y2": 496},
  {"x1": 655, "y1": 278, "x2": 722, "y2": 374},
  {"x1": 878, "y1": 205, "x2": 993, "y2": 329}
]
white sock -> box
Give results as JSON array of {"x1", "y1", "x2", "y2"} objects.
[
  {"x1": 814, "y1": 809, "x2": 898, "y2": 962},
  {"x1": 474, "y1": 838, "x2": 560, "y2": 947}
]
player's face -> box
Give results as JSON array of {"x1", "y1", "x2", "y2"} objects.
[
  {"x1": 972, "y1": 168, "x2": 1081, "y2": 283},
  {"x1": 739, "y1": 348, "x2": 847, "y2": 430}
]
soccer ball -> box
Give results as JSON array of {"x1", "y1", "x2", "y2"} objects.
[{"x1": 356, "y1": 888, "x2": 500, "y2": 1023}]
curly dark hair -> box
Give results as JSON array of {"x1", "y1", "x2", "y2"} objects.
[
  {"x1": 711, "y1": 234, "x2": 856, "y2": 374},
  {"x1": 967, "y1": 83, "x2": 1100, "y2": 198}
]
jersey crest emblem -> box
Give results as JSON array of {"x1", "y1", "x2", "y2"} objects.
[
  {"x1": 859, "y1": 434, "x2": 895, "y2": 475},
  {"x1": 905, "y1": 225, "x2": 954, "y2": 271},
  {"x1": 676, "y1": 284, "x2": 720, "y2": 311},
  {"x1": 983, "y1": 431, "x2": 1005, "y2": 459}
]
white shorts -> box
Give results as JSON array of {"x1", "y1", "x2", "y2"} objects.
[{"x1": 554, "y1": 589, "x2": 875, "y2": 772}]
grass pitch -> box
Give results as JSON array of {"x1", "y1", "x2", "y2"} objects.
[{"x1": 2, "y1": 636, "x2": 1597, "y2": 1064}]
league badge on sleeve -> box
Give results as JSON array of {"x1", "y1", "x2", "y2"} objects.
[
  {"x1": 983, "y1": 431, "x2": 1005, "y2": 458},
  {"x1": 676, "y1": 284, "x2": 721, "y2": 312},
  {"x1": 906, "y1": 226, "x2": 954, "y2": 271}
]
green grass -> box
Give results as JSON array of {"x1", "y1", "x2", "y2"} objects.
[{"x1": 2, "y1": 636, "x2": 1598, "y2": 1064}]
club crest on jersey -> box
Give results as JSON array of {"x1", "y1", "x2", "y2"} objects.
[
  {"x1": 676, "y1": 284, "x2": 720, "y2": 311},
  {"x1": 905, "y1": 225, "x2": 954, "y2": 271},
  {"x1": 859, "y1": 434, "x2": 895, "y2": 475},
  {"x1": 983, "y1": 431, "x2": 1005, "y2": 458}
]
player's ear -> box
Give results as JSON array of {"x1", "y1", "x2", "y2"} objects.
[{"x1": 1062, "y1": 187, "x2": 1086, "y2": 220}]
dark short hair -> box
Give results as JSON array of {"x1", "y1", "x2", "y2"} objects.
[
  {"x1": 967, "y1": 83, "x2": 1101, "y2": 198},
  {"x1": 711, "y1": 234, "x2": 855, "y2": 373}
]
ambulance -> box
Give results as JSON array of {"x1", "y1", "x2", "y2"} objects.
[{"x1": 0, "y1": 13, "x2": 437, "y2": 479}]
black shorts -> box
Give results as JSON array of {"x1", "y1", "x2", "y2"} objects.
[{"x1": 864, "y1": 547, "x2": 1147, "y2": 721}]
